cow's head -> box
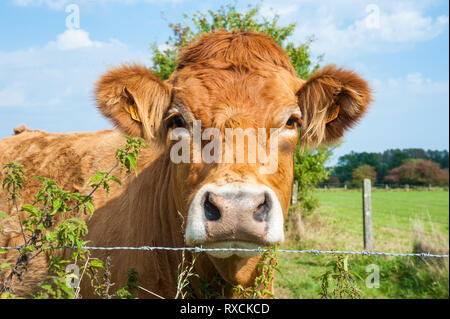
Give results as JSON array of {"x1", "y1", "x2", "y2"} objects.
[{"x1": 95, "y1": 31, "x2": 371, "y2": 283}]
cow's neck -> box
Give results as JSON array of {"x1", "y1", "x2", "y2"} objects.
[
  {"x1": 96, "y1": 148, "x2": 262, "y2": 298},
  {"x1": 123, "y1": 150, "x2": 183, "y2": 248}
]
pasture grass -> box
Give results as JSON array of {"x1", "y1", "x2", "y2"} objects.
[{"x1": 275, "y1": 189, "x2": 449, "y2": 299}]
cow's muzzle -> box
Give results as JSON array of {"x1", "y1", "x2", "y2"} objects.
[{"x1": 185, "y1": 183, "x2": 285, "y2": 258}]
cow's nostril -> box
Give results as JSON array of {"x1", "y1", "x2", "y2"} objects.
[
  {"x1": 204, "y1": 193, "x2": 221, "y2": 221},
  {"x1": 253, "y1": 198, "x2": 269, "y2": 222}
]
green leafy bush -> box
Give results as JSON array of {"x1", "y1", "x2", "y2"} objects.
[{"x1": 0, "y1": 136, "x2": 147, "y2": 299}]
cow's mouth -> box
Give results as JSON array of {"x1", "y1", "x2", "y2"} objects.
[{"x1": 202, "y1": 241, "x2": 263, "y2": 259}]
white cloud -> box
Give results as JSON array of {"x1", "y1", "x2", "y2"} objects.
[
  {"x1": 0, "y1": 28, "x2": 147, "y2": 109},
  {"x1": 0, "y1": 26, "x2": 150, "y2": 137},
  {"x1": 49, "y1": 29, "x2": 104, "y2": 50},
  {"x1": 301, "y1": 9, "x2": 447, "y2": 59},
  {"x1": 257, "y1": 0, "x2": 448, "y2": 59},
  {"x1": 260, "y1": 3, "x2": 300, "y2": 20},
  {"x1": 375, "y1": 72, "x2": 449, "y2": 96},
  {"x1": 365, "y1": 10, "x2": 448, "y2": 43}
]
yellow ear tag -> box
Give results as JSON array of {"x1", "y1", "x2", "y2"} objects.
[
  {"x1": 129, "y1": 104, "x2": 142, "y2": 123},
  {"x1": 326, "y1": 104, "x2": 340, "y2": 124}
]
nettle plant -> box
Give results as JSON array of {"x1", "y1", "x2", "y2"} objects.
[
  {"x1": 233, "y1": 244, "x2": 279, "y2": 299},
  {"x1": 175, "y1": 245, "x2": 280, "y2": 299},
  {"x1": 319, "y1": 255, "x2": 361, "y2": 299},
  {"x1": 0, "y1": 136, "x2": 147, "y2": 299}
]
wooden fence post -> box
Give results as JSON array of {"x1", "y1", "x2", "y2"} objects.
[
  {"x1": 291, "y1": 180, "x2": 298, "y2": 205},
  {"x1": 363, "y1": 179, "x2": 374, "y2": 251}
]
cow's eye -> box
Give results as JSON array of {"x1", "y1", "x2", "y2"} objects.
[
  {"x1": 285, "y1": 115, "x2": 300, "y2": 129},
  {"x1": 165, "y1": 113, "x2": 185, "y2": 129}
]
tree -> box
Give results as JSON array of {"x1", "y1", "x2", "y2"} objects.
[
  {"x1": 327, "y1": 176, "x2": 340, "y2": 186},
  {"x1": 385, "y1": 159, "x2": 449, "y2": 186},
  {"x1": 352, "y1": 165, "x2": 377, "y2": 187},
  {"x1": 426, "y1": 150, "x2": 449, "y2": 169},
  {"x1": 151, "y1": 3, "x2": 322, "y2": 80},
  {"x1": 331, "y1": 148, "x2": 449, "y2": 184},
  {"x1": 332, "y1": 151, "x2": 381, "y2": 184},
  {"x1": 294, "y1": 146, "x2": 333, "y2": 214}
]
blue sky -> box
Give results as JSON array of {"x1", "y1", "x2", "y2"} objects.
[{"x1": 0, "y1": 0, "x2": 448, "y2": 165}]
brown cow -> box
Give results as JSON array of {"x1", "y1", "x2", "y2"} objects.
[{"x1": 0, "y1": 30, "x2": 372, "y2": 298}]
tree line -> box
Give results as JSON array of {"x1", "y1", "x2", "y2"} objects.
[{"x1": 329, "y1": 149, "x2": 449, "y2": 186}]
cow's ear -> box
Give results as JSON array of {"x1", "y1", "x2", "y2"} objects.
[
  {"x1": 96, "y1": 64, "x2": 171, "y2": 141},
  {"x1": 296, "y1": 65, "x2": 372, "y2": 146}
]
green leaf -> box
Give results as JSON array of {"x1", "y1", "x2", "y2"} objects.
[
  {"x1": 1, "y1": 263, "x2": 12, "y2": 269},
  {"x1": 67, "y1": 217, "x2": 83, "y2": 225},
  {"x1": 67, "y1": 233, "x2": 75, "y2": 244},
  {"x1": 52, "y1": 199, "x2": 61, "y2": 214},
  {"x1": 88, "y1": 172, "x2": 107, "y2": 187},
  {"x1": 2, "y1": 177, "x2": 11, "y2": 189},
  {"x1": 0, "y1": 248, "x2": 7, "y2": 254},
  {"x1": 109, "y1": 175, "x2": 122, "y2": 186},
  {"x1": 21, "y1": 205, "x2": 39, "y2": 216},
  {"x1": 86, "y1": 201, "x2": 95, "y2": 215},
  {"x1": 40, "y1": 283, "x2": 52, "y2": 291},
  {"x1": 88, "y1": 172, "x2": 104, "y2": 183},
  {"x1": 0, "y1": 212, "x2": 10, "y2": 219},
  {"x1": 89, "y1": 259, "x2": 106, "y2": 270},
  {"x1": 59, "y1": 281, "x2": 75, "y2": 298},
  {"x1": 126, "y1": 154, "x2": 137, "y2": 175},
  {"x1": 45, "y1": 232, "x2": 56, "y2": 242},
  {"x1": 20, "y1": 246, "x2": 36, "y2": 254}
]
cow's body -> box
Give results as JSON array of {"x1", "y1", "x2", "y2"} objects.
[
  {"x1": 0, "y1": 31, "x2": 371, "y2": 298},
  {"x1": 0, "y1": 128, "x2": 263, "y2": 298}
]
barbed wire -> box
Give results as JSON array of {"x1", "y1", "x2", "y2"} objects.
[{"x1": 1, "y1": 245, "x2": 448, "y2": 258}]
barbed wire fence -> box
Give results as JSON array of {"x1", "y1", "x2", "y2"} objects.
[
  {"x1": 1, "y1": 245, "x2": 448, "y2": 258},
  {"x1": 1, "y1": 244, "x2": 447, "y2": 299}
]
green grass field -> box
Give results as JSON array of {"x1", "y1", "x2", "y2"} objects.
[{"x1": 275, "y1": 189, "x2": 449, "y2": 299}]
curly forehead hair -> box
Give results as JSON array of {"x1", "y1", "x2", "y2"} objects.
[{"x1": 176, "y1": 30, "x2": 297, "y2": 75}]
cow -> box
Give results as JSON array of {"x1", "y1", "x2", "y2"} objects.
[{"x1": 0, "y1": 30, "x2": 372, "y2": 298}]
